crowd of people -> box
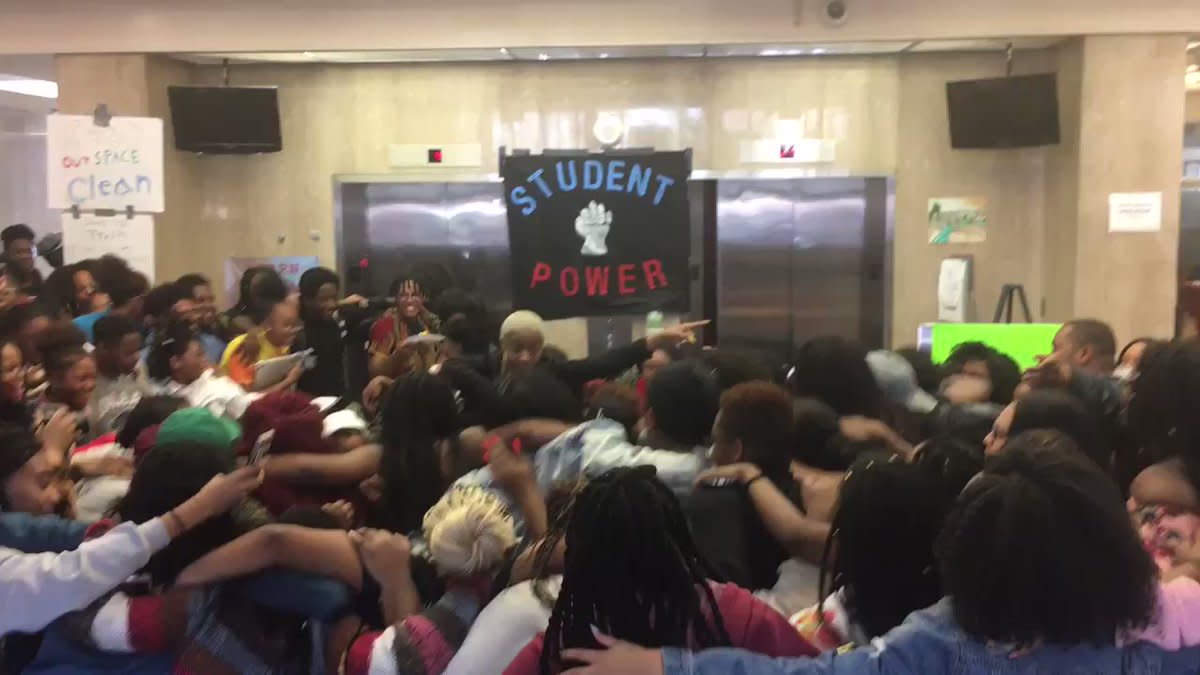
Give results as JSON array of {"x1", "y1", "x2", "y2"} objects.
[{"x1": 1, "y1": 220, "x2": 1200, "y2": 674}]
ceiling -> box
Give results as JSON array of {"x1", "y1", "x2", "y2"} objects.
[{"x1": 173, "y1": 37, "x2": 1065, "y2": 65}]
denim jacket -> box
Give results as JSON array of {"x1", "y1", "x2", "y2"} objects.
[
  {"x1": 454, "y1": 419, "x2": 708, "y2": 539},
  {"x1": 663, "y1": 600, "x2": 1200, "y2": 675},
  {"x1": 454, "y1": 419, "x2": 709, "y2": 529},
  {"x1": 532, "y1": 419, "x2": 709, "y2": 492}
]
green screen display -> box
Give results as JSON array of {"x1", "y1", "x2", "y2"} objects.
[{"x1": 929, "y1": 323, "x2": 1062, "y2": 369}]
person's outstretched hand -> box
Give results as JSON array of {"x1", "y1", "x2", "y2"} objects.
[
  {"x1": 362, "y1": 376, "x2": 394, "y2": 415},
  {"x1": 38, "y1": 408, "x2": 80, "y2": 453},
  {"x1": 694, "y1": 462, "x2": 761, "y2": 486},
  {"x1": 563, "y1": 633, "x2": 665, "y2": 675},
  {"x1": 488, "y1": 437, "x2": 536, "y2": 497},
  {"x1": 349, "y1": 528, "x2": 412, "y2": 585},
  {"x1": 322, "y1": 500, "x2": 356, "y2": 530},
  {"x1": 1022, "y1": 350, "x2": 1072, "y2": 391},
  {"x1": 647, "y1": 320, "x2": 709, "y2": 351},
  {"x1": 173, "y1": 466, "x2": 264, "y2": 534}
]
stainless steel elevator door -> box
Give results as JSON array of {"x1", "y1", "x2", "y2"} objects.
[
  {"x1": 340, "y1": 181, "x2": 512, "y2": 319},
  {"x1": 339, "y1": 179, "x2": 706, "y2": 351},
  {"x1": 717, "y1": 178, "x2": 885, "y2": 361}
]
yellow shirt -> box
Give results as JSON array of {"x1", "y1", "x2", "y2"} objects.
[{"x1": 219, "y1": 331, "x2": 291, "y2": 388}]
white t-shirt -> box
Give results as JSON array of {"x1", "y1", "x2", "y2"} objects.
[
  {"x1": 444, "y1": 576, "x2": 562, "y2": 675},
  {"x1": 71, "y1": 438, "x2": 132, "y2": 523},
  {"x1": 155, "y1": 369, "x2": 259, "y2": 420}
]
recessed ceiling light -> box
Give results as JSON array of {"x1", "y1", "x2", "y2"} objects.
[
  {"x1": 537, "y1": 53, "x2": 550, "y2": 61},
  {"x1": 499, "y1": 47, "x2": 509, "y2": 55},
  {"x1": 760, "y1": 49, "x2": 782, "y2": 56},
  {"x1": 811, "y1": 47, "x2": 827, "y2": 54},
  {"x1": 599, "y1": 53, "x2": 610, "y2": 59},
  {"x1": 302, "y1": 51, "x2": 315, "y2": 58}
]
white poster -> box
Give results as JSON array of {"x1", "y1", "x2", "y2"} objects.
[
  {"x1": 46, "y1": 114, "x2": 164, "y2": 213},
  {"x1": 1108, "y1": 192, "x2": 1162, "y2": 233},
  {"x1": 62, "y1": 213, "x2": 155, "y2": 282}
]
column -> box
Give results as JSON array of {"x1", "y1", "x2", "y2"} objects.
[{"x1": 1069, "y1": 35, "x2": 1188, "y2": 343}]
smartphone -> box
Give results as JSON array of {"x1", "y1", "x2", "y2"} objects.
[
  {"x1": 249, "y1": 429, "x2": 275, "y2": 464},
  {"x1": 697, "y1": 476, "x2": 739, "y2": 489}
]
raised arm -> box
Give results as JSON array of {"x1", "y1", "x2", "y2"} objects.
[
  {"x1": 487, "y1": 437, "x2": 549, "y2": 539},
  {"x1": 492, "y1": 418, "x2": 576, "y2": 450},
  {"x1": 261, "y1": 444, "x2": 382, "y2": 485},
  {"x1": 176, "y1": 524, "x2": 364, "y2": 590},
  {"x1": 0, "y1": 465, "x2": 262, "y2": 637},
  {"x1": 696, "y1": 464, "x2": 831, "y2": 565},
  {"x1": 552, "y1": 322, "x2": 706, "y2": 390}
]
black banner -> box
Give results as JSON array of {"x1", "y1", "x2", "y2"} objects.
[{"x1": 502, "y1": 151, "x2": 691, "y2": 320}]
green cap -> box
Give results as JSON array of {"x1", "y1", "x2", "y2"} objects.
[{"x1": 154, "y1": 407, "x2": 242, "y2": 450}]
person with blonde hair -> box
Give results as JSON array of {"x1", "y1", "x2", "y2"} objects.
[
  {"x1": 176, "y1": 485, "x2": 520, "y2": 675},
  {"x1": 486, "y1": 310, "x2": 705, "y2": 396}
]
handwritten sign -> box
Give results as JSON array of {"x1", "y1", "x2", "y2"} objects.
[
  {"x1": 62, "y1": 213, "x2": 156, "y2": 282},
  {"x1": 47, "y1": 114, "x2": 164, "y2": 213}
]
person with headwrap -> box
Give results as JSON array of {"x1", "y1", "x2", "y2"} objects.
[{"x1": 239, "y1": 391, "x2": 370, "y2": 520}]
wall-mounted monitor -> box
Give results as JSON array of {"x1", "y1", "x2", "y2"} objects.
[
  {"x1": 167, "y1": 86, "x2": 282, "y2": 154},
  {"x1": 946, "y1": 73, "x2": 1060, "y2": 149}
]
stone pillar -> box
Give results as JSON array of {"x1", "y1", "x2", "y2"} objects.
[
  {"x1": 55, "y1": 55, "x2": 151, "y2": 116},
  {"x1": 1067, "y1": 35, "x2": 1188, "y2": 343},
  {"x1": 54, "y1": 54, "x2": 199, "y2": 284}
]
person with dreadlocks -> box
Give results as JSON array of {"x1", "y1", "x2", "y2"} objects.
[
  {"x1": 1126, "y1": 340, "x2": 1200, "y2": 577},
  {"x1": 559, "y1": 432, "x2": 1200, "y2": 675},
  {"x1": 368, "y1": 274, "x2": 442, "y2": 379},
  {"x1": 787, "y1": 454, "x2": 968, "y2": 651},
  {"x1": 376, "y1": 371, "x2": 464, "y2": 533},
  {"x1": 502, "y1": 466, "x2": 817, "y2": 674}
]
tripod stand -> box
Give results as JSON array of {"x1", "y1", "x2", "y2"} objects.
[{"x1": 992, "y1": 284, "x2": 1032, "y2": 323}]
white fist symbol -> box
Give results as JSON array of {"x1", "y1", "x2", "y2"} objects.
[{"x1": 575, "y1": 201, "x2": 612, "y2": 257}]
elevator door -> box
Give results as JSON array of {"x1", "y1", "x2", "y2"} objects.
[
  {"x1": 716, "y1": 178, "x2": 889, "y2": 361},
  {"x1": 339, "y1": 177, "x2": 888, "y2": 360},
  {"x1": 339, "y1": 181, "x2": 512, "y2": 320},
  {"x1": 338, "y1": 179, "x2": 707, "y2": 350}
]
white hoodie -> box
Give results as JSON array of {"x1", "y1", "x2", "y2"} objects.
[{"x1": 0, "y1": 517, "x2": 169, "y2": 637}]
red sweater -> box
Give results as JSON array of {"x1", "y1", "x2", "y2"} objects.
[{"x1": 502, "y1": 581, "x2": 818, "y2": 674}]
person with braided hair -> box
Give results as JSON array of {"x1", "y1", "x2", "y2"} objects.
[
  {"x1": 1126, "y1": 340, "x2": 1200, "y2": 577},
  {"x1": 502, "y1": 466, "x2": 817, "y2": 674},
  {"x1": 560, "y1": 431, "x2": 1200, "y2": 675}
]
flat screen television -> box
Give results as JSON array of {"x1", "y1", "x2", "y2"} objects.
[
  {"x1": 946, "y1": 73, "x2": 1060, "y2": 149},
  {"x1": 167, "y1": 86, "x2": 282, "y2": 154}
]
